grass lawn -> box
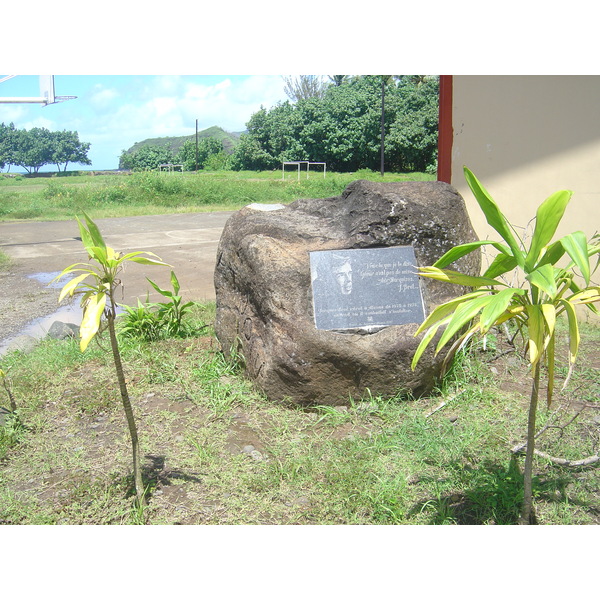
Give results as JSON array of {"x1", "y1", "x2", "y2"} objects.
[
  {"x1": 1, "y1": 304, "x2": 598, "y2": 525},
  {"x1": 1, "y1": 169, "x2": 598, "y2": 525}
]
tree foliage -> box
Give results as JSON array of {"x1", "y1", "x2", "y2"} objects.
[
  {"x1": 231, "y1": 75, "x2": 439, "y2": 172},
  {"x1": 0, "y1": 123, "x2": 91, "y2": 173},
  {"x1": 282, "y1": 75, "x2": 328, "y2": 101},
  {"x1": 119, "y1": 137, "x2": 228, "y2": 171},
  {"x1": 50, "y1": 130, "x2": 92, "y2": 172},
  {"x1": 175, "y1": 138, "x2": 225, "y2": 170},
  {"x1": 118, "y1": 145, "x2": 174, "y2": 171}
]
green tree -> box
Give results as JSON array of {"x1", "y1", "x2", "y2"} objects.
[
  {"x1": 11, "y1": 127, "x2": 54, "y2": 173},
  {"x1": 50, "y1": 130, "x2": 92, "y2": 172},
  {"x1": 412, "y1": 167, "x2": 600, "y2": 524},
  {"x1": 175, "y1": 138, "x2": 223, "y2": 170},
  {"x1": 204, "y1": 151, "x2": 232, "y2": 171},
  {"x1": 319, "y1": 75, "x2": 384, "y2": 171},
  {"x1": 230, "y1": 134, "x2": 276, "y2": 171},
  {"x1": 328, "y1": 75, "x2": 350, "y2": 87},
  {"x1": 283, "y1": 75, "x2": 328, "y2": 101},
  {"x1": 387, "y1": 76, "x2": 439, "y2": 171},
  {"x1": 119, "y1": 145, "x2": 174, "y2": 171},
  {"x1": 0, "y1": 123, "x2": 17, "y2": 171},
  {"x1": 233, "y1": 76, "x2": 439, "y2": 173},
  {"x1": 379, "y1": 76, "x2": 397, "y2": 176}
]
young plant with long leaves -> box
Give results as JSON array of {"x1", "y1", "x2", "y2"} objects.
[
  {"x1": 53, "y1": 213, "x2": 171, "y2": 506},
  {"x1": 119, "y1": 271, "x2": 196, "y2": 341},
  {"x1": 411, "y1": 167, "x2": 600, "y2": 524}
]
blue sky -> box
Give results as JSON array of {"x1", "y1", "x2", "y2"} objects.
[{"x1": 0, "y1": 75, "x2": 292, "y2": 171}]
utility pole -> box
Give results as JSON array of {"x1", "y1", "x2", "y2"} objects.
[
  {"x1": 380, "y1": 77, "x2": 385, "y2": 177},
  {"x1": 195, "y1": 119, "x2": 199, "y2": 172}
]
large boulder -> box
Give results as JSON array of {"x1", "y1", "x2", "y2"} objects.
[{"x1": 214, "y1": 179, "x2": 480, "y2": 406}]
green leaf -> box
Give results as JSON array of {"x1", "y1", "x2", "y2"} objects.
[
  {"x1": 546, "y1": 332, "x2": 556, "y2": 407},
  {"x1": 536, "y1": 240, "x2": 566, "y2": 269},
  {"x1": 483, "y1": 253, "x2": 519, "y2": 279},
  {"x1": 87, "y1": 245, "x2": 108, "y2": 264},
  {"x1": 76, "y1": 217, "x2": 95, "y2": 252},
  {"x1": 436, "y1": 294, "x2": 494, "y2": 352},
  {"x1": 479, "y1": 288, "x2": 525, "y2": 333},
  {"x1": 525, "y1": 263, "x2": 558, "y2": 299},
  {"x1": 411, "y1": 316, "x2": 451, "y2": 370},
  {"x1": 418, "y1": 266, "x2": 504, "y2": 288},
  {"x1": 560, "y1": 231, "x2": 591, "y2": 285},
  {"x1": 558, "y1": 299, "x2": 580, "y2": 365},
  {"x1": 51, "y1": 263, "x2": 97, "y2": 283},
  {"x1": 58, "y1": 272, "x2": 93, "y2": 303},
  {"x1": 129, "y1": 256, "x2": 172, "y2": 267},
  {"x1": 414, "y1": 291, "x2": 488, "y2": 336},
  {"x1": 147, "y1": 277, "x2": 173, "y2": 298},
  {"x1": 526, "y1": 304, "x2": 544, "y2": 366},
  {"x1": 524, "y1": 189, "x2": 572, "y2": 271},
  {"x1": 80, "y1": 292, "x2": 106, "y2": 352},
  {"x1": 81, "y1": 212, "x2": 107, "y2": 251},
  {"x1": 169, "y1": 270, "x2": 181, "y2": 295},
  {"x1": 463, "y1": 167, "x2": 525, "y2": 267},
  {"x1": 433, "y1": 240, "x2": 507, "y2": 269}
]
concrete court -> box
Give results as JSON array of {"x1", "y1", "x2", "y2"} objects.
[{"x1": 0, "y1": 211, "x2": 234, "y2": 306}]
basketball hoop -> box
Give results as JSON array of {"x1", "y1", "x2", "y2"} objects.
[{"x1": 0, "y1": 75, "x2": 76, "y2": 105}]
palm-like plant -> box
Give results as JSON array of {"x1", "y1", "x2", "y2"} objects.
[
  {"x1": 54, "y1": 213, "x2": 171, "y2": 506},
  {"x1": 412, "y1": 167, "x2": 600, "y2": 524}
]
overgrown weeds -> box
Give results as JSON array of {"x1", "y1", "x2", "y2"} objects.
[{"x1": 0, "y1": 170, "x2": 434, "y2": 221}]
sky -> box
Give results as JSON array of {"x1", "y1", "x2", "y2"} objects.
[
  {"x1": 0, "y1": 75, "x2": 291, "y2": 171},
  {"x1": 1, "y1": 4, "x2": 595, "y2": 174}
]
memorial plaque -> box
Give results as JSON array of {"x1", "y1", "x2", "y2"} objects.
[{"x1": 310, "y1": 246, "x2": 425, "y2": 330}]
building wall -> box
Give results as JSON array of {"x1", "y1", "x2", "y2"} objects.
[
  {"x1": 449, "y1": 75, "x2": 600, "y2": 321},
  {"x1": 451, "y1": 75, "x2": 600, "y2": 245}
]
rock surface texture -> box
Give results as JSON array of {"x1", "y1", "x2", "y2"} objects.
[{"x1": 214, "y1": 180, "x2": 481, "y2": 405}]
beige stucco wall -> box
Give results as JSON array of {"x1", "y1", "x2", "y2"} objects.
[
  {"x1": 450, "y1": 75, "x2": 600, "y2": 321},
  {"x1": 451, "y1": 75, "x2": 600, "y2": 242}
]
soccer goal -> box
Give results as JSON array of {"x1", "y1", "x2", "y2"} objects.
[{"x1": 282, "y1": 161, "x2": 327, "y2": 182}]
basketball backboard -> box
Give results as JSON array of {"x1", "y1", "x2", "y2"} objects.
[{"x1": 0, "y1": 75, "x2": 76, "y2": 105}]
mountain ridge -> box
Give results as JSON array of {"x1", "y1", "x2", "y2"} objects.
[{"x1": 123, "y1": 125, "x2": 244, "y2": 155}]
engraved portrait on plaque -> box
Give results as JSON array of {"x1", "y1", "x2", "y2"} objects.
[{"x1": 309, "y1": 246, "x2": 426, "y2": 330}]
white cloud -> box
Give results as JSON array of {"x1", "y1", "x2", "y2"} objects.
[
  {"x1": 173, "y1": 75, "x2": 287, "y2": 132},
  {"x1": 88, "y1": 85, "x2": 120, "y2": 111},
  {"x1": 93, "y1": 75, "x2": 289, "y2": 145},
  {"x1": 0, "y1": 104, "x2": 27, "y2": 123}
]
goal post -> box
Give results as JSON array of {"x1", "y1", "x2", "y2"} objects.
[{"x1": 282, "y1": 160, "x2": 327, "y2": 181}]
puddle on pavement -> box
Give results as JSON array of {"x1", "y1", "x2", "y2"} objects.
[
  {"x1": 28, "y1": 271, "x2": 73, "y2": 289},
  {"x1": 0, "y1": 303, "x2": 83, "y2": 356},
  {"x1": 1, "y1": 271, "x2": 130, "y2": 356}
]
